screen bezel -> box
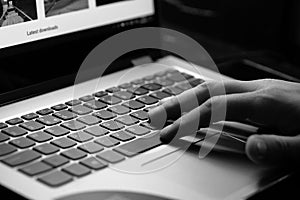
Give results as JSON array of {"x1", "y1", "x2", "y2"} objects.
[{"x1": 0, "y1": 0, "x2": 160, "y2": 106}]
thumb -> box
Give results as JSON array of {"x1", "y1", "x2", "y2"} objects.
[{"x1": 246, "y1": 134, "x2": 300, "y2": 166}]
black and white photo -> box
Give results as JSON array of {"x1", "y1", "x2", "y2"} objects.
[
  {"x1": 0, "y1": 0, "x2": 37, "y2": 27},
  {"x1": 44, "y1": 0, "x2": 88, "y2": 17}
]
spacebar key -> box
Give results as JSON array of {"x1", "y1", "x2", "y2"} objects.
[
  {"x1": 114, "y1": 132, "x2": 162, "y2": 157},
  {"x1": 2, "y1": 150, "x2": 41, "y2": 167}
]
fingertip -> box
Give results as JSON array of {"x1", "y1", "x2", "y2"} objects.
[
  {"x1": 159, "y1": 125, "x2": 176, "y2": 143},
  {"x1": 148, "y1": 105, "x2": 167, "y2": 129},
  {"x1": 160, "y1": 133, "x2": 171, "y2": 144},
  {"x1": 246, "y1": 135, "x2": 268, "y2": 165}
]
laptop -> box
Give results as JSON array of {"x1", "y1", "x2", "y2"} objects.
[{"x1": 0, "y1": 0, "x2": 290, "y2": 199}]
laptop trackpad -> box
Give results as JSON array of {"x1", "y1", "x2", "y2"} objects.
[{"x1": 57, "y1": 191, "x2": 171, "y2": 200}]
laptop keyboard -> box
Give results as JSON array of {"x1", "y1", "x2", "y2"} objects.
[{"x1": 0, "y1": 69, "x2": 204, "y2": 187}]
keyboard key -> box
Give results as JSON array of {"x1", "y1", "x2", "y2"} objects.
[
  {"x1": 113, "y1": 91, "x2": 135, "y2": 100},
  {"x1": 77, "y1": 115, "x2": 101, "y2": 126},
  {"x1": 143, "y1": 75, "x2": 156, "y2": 81},
  {"x1": 95, "y1": 136, "x2": 120, "y2": 147},
  {"x1": 22, "y1": 113, "x2": 39, "y2": 120},
  {"x1": 176, "y1": 82, "x2": 193, "y2": 90},
  {"x1": 2, "y1": 150, "x2": 41, "y2": 167},
  {"x1": 10, "y1": 137, "x2": 35, "y2": 149},
  {"x1": 78, "y1": 142, "x2": 104, "y2": 154},
  {"x1": 53, "y1": 110, "x2": 77, "y2": 121},
  {"x1": 130, "y1": 110, "x2": 148, "y2": 120},
  {"x1": 140, "y1": 122, "x2": 157, "y2": 130},
  {"x1": 61, "y1": 148, "x2": 87, "y2": 160},
  {"x1": 6, "y1": 118, "x2": 23, "y2": 125},
  {"x1": 101, "y1": 121, "x2": 124, "y2": 131},
  {"x1": 154, "y1": 78, "x2": 174, "y2": 86},
  {"x1": 0, "y1": 132, "x2": 9, "y2": 142},
  {"x1": 37, "y1": 108, "x2": 54, "y2": 116},
  {"x1": 106, "y1": 87, "x2": 120, "y2": 93},
  {"x1": 127, "y1": 87, "x2": 148, "y2": 95},
  {"x1": 163, "y1": 87, "x2": 183, "y2": 95},
  {"x1": 19, "y1": 162, "x2": 52, "y2": 176},
  {"x1": 36, "y1": 116, "x2": 61, "y2": 126},
  {"x1": 150, "y1": 91, "x2": 171, "y2": 100},
  {"x1": 126, "y1": 125, "x2": 150, "y2": 136},
  {"x1": 99, "y1": 96, "x2": 122, "y2": 105},
  {"x1": 93, "y1": 110, "x2": 116, "y2": 120},
  {"x1": 19, "y1": 121, "x2": 45, "y2": 132},
  {"x1": 38, "y1": 170, "x2": 73, "y2": 187},
  {"x1": 136, "y1": 96, "x2": 158, "y2": 105},
  {"x1": 110, "y1": 131, "x2": 135, "y2": 142},
  {"x1": 122, "y1": 100, "x2": 144, "y2": 110},
  {"x1": 34, "y1": 143, "x2": 59, "y2": 155},
  {"x1": 0, "y1": 143, "x2": 17, "y2": 156},
  {"x1": 142, "y1": 83, "x2": 162, "y2": 91},
  {"x1": 43, "y1": 155, "x2": 69, "y2": 168},
  {"x1": 84, "y1": 126, "x2": 108, "y2": 137},
  {"x1": 51, "y1": 138, "x2": 76, "y2": 149},
  {"x1": 45, "y1": 126, "x2": 70, "y2": 137},
  {"x1": 2, "y1": 126, "x2": 27, "y2": 137},
  {"x1": 165, "y1": 69, "x2": 180, "y2": 74},
  {"x1": 115, "y1": 115, "x2": 139, "y2": 126},
  {"x1": 108, "y1": 105, "x2": 130, "y2": 115},
  {"x1": 131, "y1": 79, "x2": 145, "y2": 85},
  {"x1": 80, "y1": 157, "x2": 107, "y2": 170},
  {"x1": 61, "y1": 121, "x2": 86, "y2": 131},
  {"x1": 69, "y1": 105, "x2": 92, "y2": 115},
  {"x1": 114, "y1": 133, "x2": 161, "y2": 157},
  {"x1": 51, "y1": 104, "x2": 68, "y2": 111},
  {"x1": 93, "y1": 91, "x2": 108, "y2": 98},
  {"x1": 0, "y1": 123, "x2": 8, "y2": 129},
  {"x1": 27, "y1": 132, "x2": 52, "y2": 143},
  {"x1": 83, "y1": 100, "x2": 107, "y2": 110},
  {"x1": 118, "y1": 83, "x2": 132, "y2": 89},
  {"x1": 68, "y1": 131, "x2": 93, "y2": 143},
  {"x1": 65, "y1": 100, "x2": 81, "y2": 106},
  {"x1": 167, "y1": 73, "x2": 191, "y2": 82},
  {"x1": 79, "y1": 95, "x2": 95, "y2": 102},
  {"x1": 63, "y1": 163, "x2": 91, "y2": 177},
  {"x1": 181, "y1": 73, "x2": 194, "y2": 80},
  {"x1": 97, "y1": 150, "x2": 125, "y2": 164},
  {"x1": 188, "y1": 78, "x2": 205, "y2": 87},
  {"x1": 154, "y1": 70, "x2": 168, "y2": 77}
]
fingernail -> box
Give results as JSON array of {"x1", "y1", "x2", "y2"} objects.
[{"x1": 255, "y1": 140, "x2": 267, "y2": 160}]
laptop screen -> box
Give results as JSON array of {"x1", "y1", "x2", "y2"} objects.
[
  {"x1": 0, "y1": 0, "x2": 157, "y2": 105},
  {"x1": 0, "y1": 0, "x2": 155, "y2": 49}
]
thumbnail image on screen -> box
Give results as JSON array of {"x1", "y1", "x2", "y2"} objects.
[
  {"x1": 96, "y1": 0, "x2": 128, "y2": 7},
  {"x1": 44, "y1": 0, "x2": 89, "y2": 17},
  {"x1": 0, "y1": 0, "x2": 37, "y2": 27}
]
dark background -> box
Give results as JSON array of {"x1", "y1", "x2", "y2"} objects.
[{"x1": 159, "y1": 0, "x2": 300, "y2": 81}]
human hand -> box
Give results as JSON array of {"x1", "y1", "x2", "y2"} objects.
[{"x1": 149, "y1": 79, "x2": 300, "y2": 166}]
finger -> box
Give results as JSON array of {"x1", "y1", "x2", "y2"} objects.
[
  {"x1": 160, "y1": 92, "x2": 256, "y2": 143},
  {"x1": 246, "y1": 134, "x2": 300, "y2": 166},
  {"x1": 149, "y1": 80, "x2": 258, "y2": 128}
]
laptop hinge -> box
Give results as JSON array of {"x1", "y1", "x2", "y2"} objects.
[{"x1": 131, "y1": 56, "x2": 153, "y2": 66}]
